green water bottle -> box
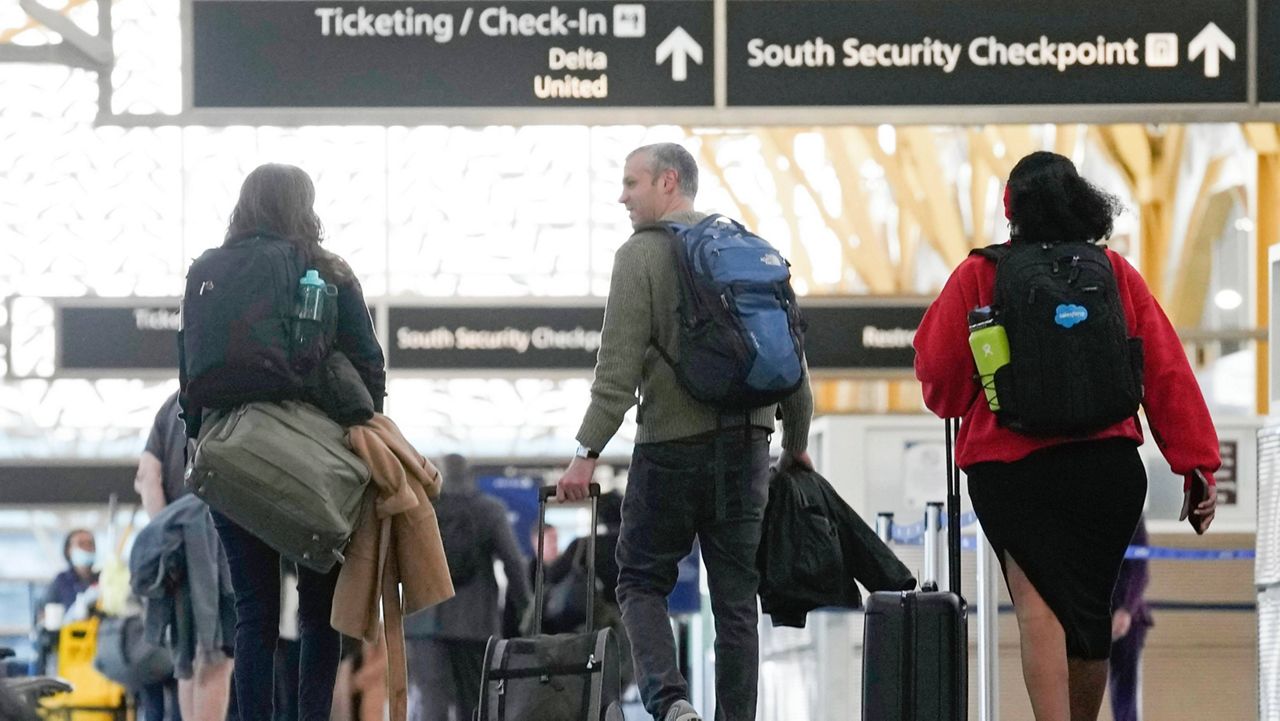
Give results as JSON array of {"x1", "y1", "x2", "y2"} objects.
[{"x1": 968, "y1": 306, "x2": 1010, "y2": 412}]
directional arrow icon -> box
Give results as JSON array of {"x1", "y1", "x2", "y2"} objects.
[
  {"x1": 656, "y1": 26, "x2": 702, "y2": 82},
  {"x1": 1188, "y1": 21, "x2": 1236, "y2": 78}
]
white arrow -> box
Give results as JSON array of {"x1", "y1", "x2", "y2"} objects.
[
  {"x1": 656, "y1": 26, "x2": 703, "y2": 82},
  {"x1": 1188, "y1": 21, "x2": 1236, "y2": 78}
]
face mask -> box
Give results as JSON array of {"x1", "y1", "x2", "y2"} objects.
[{"x1": 69, "y1": 548, "x2": 96, "y2": 569}]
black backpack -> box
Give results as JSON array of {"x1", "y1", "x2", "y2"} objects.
[
  {"x1": 971, "y1": 240, "x2": 1144, "y2": 436},
  {"x1": 180, "y1": 235, "x2": 320, "y2": 410},
  {"x1": 93, "y1": 614, "x2": 174, "y2": 690},
  {"x1": 435, "y1": 495, "x2": 487, "y2": 586},
  {"x1": 643, "y1": 215, "x2": 806, "y2": 411}
]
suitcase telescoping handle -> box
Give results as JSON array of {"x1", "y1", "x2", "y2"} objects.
[
  {"x1": 534, "y1": 482, "x2": 601, "y2": 634},
  {"x1": 946, "y1": 417, "x2": 962, "y2": 595}
]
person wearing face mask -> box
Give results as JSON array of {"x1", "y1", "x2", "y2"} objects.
[
  {"x1": 32, "y1": 530, "x2": 99, "y2": 686},
  {"x1": 43, "y1": 529, "x2": 99, "y2": 614}
]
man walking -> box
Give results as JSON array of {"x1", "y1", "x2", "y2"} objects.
[
  {"x1": 556, "y1": 142, "x2": 813, "y2": 721},
  {"x1": 134, "y1": 390, "x2": 235, "y2": 721}
]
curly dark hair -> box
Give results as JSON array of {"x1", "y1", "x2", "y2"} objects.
[
  {"x1": 1006, "y1": 151, "x2": 1122, "y2": 245},
  {"x1": 224, "y1": 163, "x2": 352, "y2": 283}
]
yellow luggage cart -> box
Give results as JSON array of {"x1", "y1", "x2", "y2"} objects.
[{"x1": 39, "y1": 617, "x2": 129, "y2": 721}]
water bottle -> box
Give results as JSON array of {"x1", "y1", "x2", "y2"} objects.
[
  {"x1": 968, "y1": 306, "x2": 1010, "y2": 412},
  {"x1": 294, "y1": 269, "x2": 327, "y2": 349}
]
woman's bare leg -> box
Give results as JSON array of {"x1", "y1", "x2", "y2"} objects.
[{"x1": 1005, "y1": 552, "x2": 1070, "y2": 721}]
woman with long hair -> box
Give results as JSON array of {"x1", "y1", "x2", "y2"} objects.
[
  {"x1": 914, "y1": 151, "x2": 1220, "y2": 720},
  {"x1": 209, "y1": 163, "x2": 385, "y2": 721}
]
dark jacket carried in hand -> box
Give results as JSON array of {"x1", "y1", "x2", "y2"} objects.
[
  {"x1": 757, "y1": 465, "x2": 916, "y2": 628},
  {"x1": 129, "y1": 494, "x2": 236, "y2": 667}
]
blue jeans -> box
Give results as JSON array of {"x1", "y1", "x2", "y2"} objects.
[
  {"x1": 211, "y1": 511, "x2": 340, "y2": 721},
  {"x1": 616, "y1": 429, "x2": 771, "y2": 721}
]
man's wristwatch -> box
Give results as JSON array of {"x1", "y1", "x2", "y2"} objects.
[{"x1": 575, "y1": 444, "x2": 600, "y2": 460}]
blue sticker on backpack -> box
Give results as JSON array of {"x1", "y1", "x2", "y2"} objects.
[{"x1": 1055, "y1": 304, "x2": 1088, "y2": 328}]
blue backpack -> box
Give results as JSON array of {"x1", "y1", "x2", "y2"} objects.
[{"x1": 645, "y1": 214, "x2": 806, "y2": 411}]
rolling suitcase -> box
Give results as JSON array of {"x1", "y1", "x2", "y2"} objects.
[
  {"x1": 862, "y1": 417, "x2": 967, "y2": 721},
  {"x1": 476, "y1": 483, "x2": 624, "y2": 721}
]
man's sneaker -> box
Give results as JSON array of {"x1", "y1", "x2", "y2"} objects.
[{"x1": 663, "y1": 700, "x2": 702, "y2": 721}]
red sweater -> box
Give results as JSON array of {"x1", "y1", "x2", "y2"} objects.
[{"x1": 914, "y1": 248, "x2": 1220, "y2": 489}]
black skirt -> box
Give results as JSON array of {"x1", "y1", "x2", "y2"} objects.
[{"x1": 967, "y1": 438, "x2": 1147, "y2": 660}]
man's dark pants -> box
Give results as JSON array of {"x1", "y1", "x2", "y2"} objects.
[
  {"x1": 406, "y1": 636, "x2": 488, "y2": 721},
  {"x1": 617, "y1": 428, "x2": 770, "y2": 721}
]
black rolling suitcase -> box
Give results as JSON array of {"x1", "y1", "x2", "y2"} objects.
[
  {"x1": 476, "y1": 483, "x2": 624, "y2": 721},
  {"x1": 862, "y1": 418, "x2": 967, "y2": 721}
]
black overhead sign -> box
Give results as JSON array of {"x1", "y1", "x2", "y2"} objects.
[
  {"x1": 192, "y1": 0, "x2": 713, "y2": 107},
  {"x1": 48, "y1": 299, "x2": 921, "y2": 375},
  {"x1": 801, "y1": 302, "x2": 924, "y2": 373},
  {"x1": 387, "y1": 301, "x2": 925, "y2": 373},
  {"x1": 727, "y1": 0, "x2": 1247, "y2": 106},
  {"x1": 388, "y1": 305, "x2": 606, "y2": 370},
  {"x1": 2, "y1": 464, "x2": 140, "y2": 504},
  {"x1": 1260, "y1": 0, "x2": 1280, "y2": 102},
  {"x1": 58, "y1": 304, "x2": 180, "y2": 372}
]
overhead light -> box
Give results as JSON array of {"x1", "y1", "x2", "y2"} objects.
[
  {"x1": 1214, "y1": 289, "x2": 1243, "y2": 311},
  {"x1": 877, "y1": 125, "x2": 896, "y2": 155}
]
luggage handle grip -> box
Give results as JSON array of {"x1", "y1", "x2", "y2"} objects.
[{"x1": 539, "y1": 483, "x2": 601, "y2": 502}]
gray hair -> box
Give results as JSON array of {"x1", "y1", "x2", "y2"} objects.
[{"x1": 629, "y1": 143, "x2": 698, "y2": 199}]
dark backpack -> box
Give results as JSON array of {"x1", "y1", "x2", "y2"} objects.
[
  {"x1": 644, "y1": 214, "x2": 806, "y2": 411},
  {"x1": 180, "y1": 235, "x2": 320, "y2": 410},
  {"x1": 972, "y1": 240, "x2": 1144, "y2": 436},
  {"x1": 92, "y1": 614, "x2": 174, "y2": 689},
  {"x1": 435, "y1": 496, "x2": 487, "y2": 586}
]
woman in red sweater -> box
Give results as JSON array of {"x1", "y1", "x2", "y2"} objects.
[{"x1": 914, "y1": 151, "x2": 1220, "y2": 721}]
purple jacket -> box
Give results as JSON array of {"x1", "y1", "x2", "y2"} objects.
[{"x1": 1112, "y1": 518, "x2": 1152, "y2": 628}]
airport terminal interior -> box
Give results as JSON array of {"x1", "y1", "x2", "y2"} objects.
[{"x1": 1, "y1": 1, "x2": 1278, "y2": 720}]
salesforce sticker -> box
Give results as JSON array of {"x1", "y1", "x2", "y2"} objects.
[{"x1": 1055, "y1": 304, "x2": 1088, "y2": 328}]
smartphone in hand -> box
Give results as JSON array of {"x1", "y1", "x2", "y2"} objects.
[{"x1": 1183, "y1": 469, "x2": 1213, "y2": 535}]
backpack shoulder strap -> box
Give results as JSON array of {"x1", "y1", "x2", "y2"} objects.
[
  {"x1": 969, "y1": 243, "x2": 1012, "y2": 263},
  {"x1": 1083, "y1": 240, "x2": 1116, "y2": 265},
  {"x1": 633, "y1": 221, "x2": 680, "y2": 237},
  {"x1": 630, "y1": 223, "x2": 690, "y2": 368},
  {"x1": 635, "y1": 213, "x2": 723, "y2": 239}
]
